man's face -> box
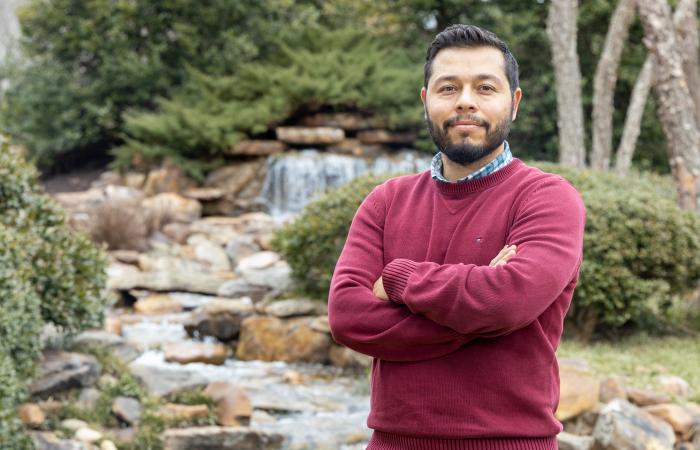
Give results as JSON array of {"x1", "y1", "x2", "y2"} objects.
[{"x1": 421, "y1": 46, "x2": 522, "y2": 165}]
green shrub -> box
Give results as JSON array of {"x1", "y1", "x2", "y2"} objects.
[
  {"x1": 0, "y1": 228, "x2": 43, "y2": 450},
  {"x1": 0, "y1": 144, "x2": 108, "y2": 332},
  {"x1": 0, "y1": 140, "x2": 108, "y2": 447},
  {"x1": 273, "y1": 164, "x2": 700, "y2": 338},
  {"x1": 0, "y1": 0, "x2": 321, "y2": 169},
  {"x1": 113, "y1": 26, "x2": 422, "y2": 178}
]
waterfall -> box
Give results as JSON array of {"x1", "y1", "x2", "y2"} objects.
[
  {"x1": 0, "y1": 0, "x2": 25, "y2": 62},
  {"x1": 261, "y1": 149, "x2": 432, "y2": 218}
]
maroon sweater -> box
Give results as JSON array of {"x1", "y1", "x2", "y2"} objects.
[{"x1": 328, "y1": 159, "x2": 586, "y2": 450}]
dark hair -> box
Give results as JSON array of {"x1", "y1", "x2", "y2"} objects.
[{"x1": 423, "y1": 24, "x2": 519, "y2": 96}]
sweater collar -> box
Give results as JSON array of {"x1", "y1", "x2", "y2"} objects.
[
  {"x1": 431, "y1": 141, "x2": 513, "y2": 183},
  {"x1": 433, "y1": 158, "x2": 524, "y2": 196}
]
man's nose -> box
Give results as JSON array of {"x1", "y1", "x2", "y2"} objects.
[{"x1": 455, "y1": 88, "x2": 478, "y2": 112}]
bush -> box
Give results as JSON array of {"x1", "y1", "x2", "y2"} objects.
[
  {"x1": 0, "y1": 144, "x2": 108, "y2": 332},
  {"x1": 0, "y1": 0, "x2": 321, "y2": 169},
  {"x1": 273, "y1": 163, "x2": 700, "y2": 339},
  {"x1": 114, "y1": 26, "x2": 423, "y2": 178},
  {"x1": 0, "y1": 139, "x2": 108, "y2": 447}
]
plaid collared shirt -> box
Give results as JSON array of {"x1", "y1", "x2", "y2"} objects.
[{"x1": 431, "y1": 141, "x2": 513, "y2": 183}]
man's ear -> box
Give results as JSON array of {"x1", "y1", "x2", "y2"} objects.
[
  {"x1": 511, "y1": 87, "x2": 522, "y2": 121},
  {"x1": 420, "y1": 86, "x2": 427, "y2": 106}
]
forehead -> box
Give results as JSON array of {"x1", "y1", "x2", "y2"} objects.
[{"x1": 430, "y1": 46, "x2": 507, "y2": 84}]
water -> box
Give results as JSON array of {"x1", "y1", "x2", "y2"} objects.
[
  {"x1": 261, "y1": 149, "x2": 432, "y2": 219},
  {"x1": 130, "y1": 346, "x2": 372, "y2": 449}
]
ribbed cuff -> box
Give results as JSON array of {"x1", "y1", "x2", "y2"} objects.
[
  {"x1": 382, "y1": 259, "x2": 419, "y2": 304},
  {"x1": 368, "y1": 432, "x2": 558, "y2": 450}
]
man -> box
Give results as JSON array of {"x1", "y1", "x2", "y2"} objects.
[{"x1": 327, "y1": 24, "x2": 586, "y2": 449}]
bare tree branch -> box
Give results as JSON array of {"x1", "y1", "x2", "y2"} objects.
[
  {"x1": 614, "y1": 57, "x2": 654, "y2": 175},
  {"x1": 617, "y1": 0, "x2": 700, "y2": 177},
  {"x1": 547, "y1": 0, "x2": 587, "y2": 168},
  {"x1": 591, "y1": 0, "x2": 637, "y2": 170}
]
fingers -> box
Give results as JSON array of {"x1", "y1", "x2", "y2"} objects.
[
  {"x1": 373, "y1": 276, "x2": 388, "y2": 300},
  {"x1": 489, "y1": 244, "x2": 517, "y2": 267}
]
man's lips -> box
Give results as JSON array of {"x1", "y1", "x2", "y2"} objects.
[
  {"x1": 451, "y1": 121, "x2": 484, "y2": 132},
  {"x1": 444, "y1": 116, "x2": 487, "y2": 131}
]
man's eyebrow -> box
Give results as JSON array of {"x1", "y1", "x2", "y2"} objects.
[
  {"x1": 433, "y1": 75, "x2": 460, "y2": 85},
  {"x1": 474, "y1": 73, "x2": 503, "y2": 84},
  {"x1": 433, "y1": 74, "x2": 504, "y2": 85}
]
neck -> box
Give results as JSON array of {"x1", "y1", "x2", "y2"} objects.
[{"x1": 441, "y1": 142, "x2": 505, "y2": 181}]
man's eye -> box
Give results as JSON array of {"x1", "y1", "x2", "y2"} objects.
[
  {"x1": 479, "y1": 85, "x2": 495, "y2": 92},
  {"x1": 439, "y1": 85, "x2": 456, "y2": 93}
]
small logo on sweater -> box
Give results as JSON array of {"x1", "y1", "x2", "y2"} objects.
[{"x1": 475, "y1": 236, "x2": 483, "y2": 244}]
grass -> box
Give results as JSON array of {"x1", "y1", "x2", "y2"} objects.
[{"x1": 557, "y1": 334, "x2": 700, "y2": 403}]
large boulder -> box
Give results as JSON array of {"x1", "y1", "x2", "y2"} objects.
[
  {"x1": 626, "y1": 387, "x2": 671, "y2": 407},
  {"x1": 592, "y1": 399, "x2": 676, "y2": 450},
  {"x1": 107, "y1": 262, "x2": 235, "y2": 295},
  {"x1": 162, "y1": 426, "x2": 284, "y2": 450},
  {"x1": 643, "y1": 403, "x2": 695, "y2": 440},
  {"x1": 328, "y1": 344, "x2": 372, "y2": 369},
  {"x1": 557, "y1": 431, "x2": 594, "y2": 450},
  {"x1": 203, "y1": 381, "x2": 252, "y2": 426},
  {"x1": 142, "y1": 161, "x2": 195, "y2": 196},
  {"x1": 71, "y1": 330, "x2": 140, "y2": 364},
  {"x1": 556, "y1": 359, "x2": 600, "y2": 421},
  {"x1": 29, "y1": 352, "x2": 102, "y2": 399},
  {"x1": 275, "y1": 126, "x2": 344, "y2": 145},
  {"x1": 187, "y1": 234, "x2": 232, "y2": 272},
  {"x1": 263, "y1": 298, "x2": 326, "y2": 318},
  {"x1": 111, "y1": 396, "x2": 142, "y2": 425},
  {"x1": 162, "y1": 342, "x2": 229, "y2": 365},
  {"x1": 236, "y1": 252, "x2": 291, "y2": 291},
  {"x1": 299, "y1": 112, "x2": 384, "y2": 130},
  {"x1": 229, "y1": 140, "x2": 286, "y2": 156},
  {"x1": 204, "y1": 161, "x2": 267, "y2": 216},
  {"x1": 184, "y1": 298, "x2": 254, "y2": 341},
  {"x1": 141, "y1": 192, "x2": 202, "y2": 224},
  {"x1": 356, "y1": 129, "x2": 415, "y2": 145},
  {"x1": 128, "y1": 361, "x2": 209, "y2": 397},
  {"x1": 30, "y1": 432, "x2": 93, "y2": 450},
  {"x1": 236, "y1": 316, "x2": 331, "y2": 363}
]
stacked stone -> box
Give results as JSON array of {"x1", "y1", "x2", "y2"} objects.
[
  {"x1": 556, "y1": 360, "x2": 700, "y2": 450},
  {"x1": 229, "y1": 112, "x2": 417, "y2": 159},
  {"x1": 37, "y1": 164, "x2": 371, "y2": 449}
]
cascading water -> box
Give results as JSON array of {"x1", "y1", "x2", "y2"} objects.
[{"x1": 261, "y1": 149, "x2": 432, "y2": 219}]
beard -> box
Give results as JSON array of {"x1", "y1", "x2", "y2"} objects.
[{"x1": 426, "y1": 108, "x2": 513, "y2": 165}]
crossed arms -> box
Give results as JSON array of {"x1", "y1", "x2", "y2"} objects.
[{"x1": 327, "y1": 178, "x2": 585, "y2": 362}]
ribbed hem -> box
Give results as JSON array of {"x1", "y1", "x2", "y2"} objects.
[
  {"x1": 434, "y1": 159, "x2": 524, "y2": 197},
  {"x1": 367, "y1": 431, "x2": 558, "y2": 450},
  {"x1": 382, "y1": 258, "x2": 419, "y2": 304}
]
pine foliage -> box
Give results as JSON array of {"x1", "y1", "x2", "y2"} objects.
[{"x1": 114, "y1": 27, "x2": 423, "y2": 176}]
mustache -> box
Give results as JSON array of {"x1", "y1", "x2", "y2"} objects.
[{"x1": 443, "y1": 115, "x2": 488, "y2": 131}]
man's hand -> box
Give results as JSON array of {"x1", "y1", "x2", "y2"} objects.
[
  {"x1": 373, "y1": 245, "x2": 517, "y2": 301},
  {"x1": 490, "y1": 244, "x2": 517, "y2": 267},
  {"x1": 373, "y1": 276, "x2": 389, "y2": 301}
]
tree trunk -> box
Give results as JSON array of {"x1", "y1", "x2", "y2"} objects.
[
  {"x1": 614, "y1": 57, "x2": 654, "y2": 175},
  {"x1": 674, "y1": 0, "x2": 700, "y2": 126},
  {"x1": 638, "y1": 0, "x2": 700, "y2": 212},
  {"x1": 615, "y1": 0, "x2": 697, "y2": 175},
  {"x1": 547, "y1": 0, "x2": 587, "y2": 168},
  {"x1": 590, "y1": 0, "x2": 637, "y2": 170}
]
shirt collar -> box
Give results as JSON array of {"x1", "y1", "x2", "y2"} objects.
[{"x1": 431, "y1": 141, "x2": 513, "y2": 183}]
